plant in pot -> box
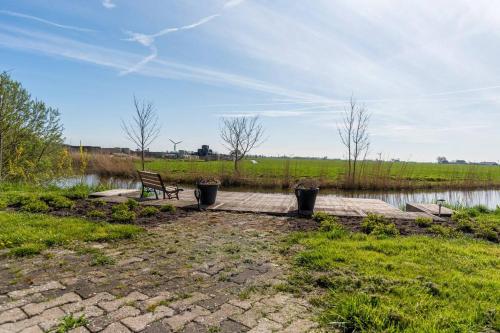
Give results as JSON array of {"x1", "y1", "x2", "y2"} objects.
[
  {"x1": 195, "y1": 177, "x2": 221, "y2": 208},
  {"x1": 294, "y1": 179, "x2": 320, "y2": 217}
]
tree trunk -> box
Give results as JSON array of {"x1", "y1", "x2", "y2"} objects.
[
  {"x1": 234, "y1": 154, "x2": 239, "y2": 172},
  {"x1": 141, "y1": 149, "x2": 145, "y2": 171}
]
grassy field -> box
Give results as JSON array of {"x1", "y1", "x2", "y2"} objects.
[
  {"x1": 282, "y1": 213, "x2": 500, "y2": 332},
  {"x1": 139, "y1": 158, "x2": 500, "y2": 190}
]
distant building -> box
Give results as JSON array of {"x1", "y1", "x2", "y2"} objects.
[
  {"x1": 64, "y1": 145, "x2": 101, "y2": 154},
  {"x1": 101, "y1": 147, "x2": 131, "y2": 155},
  {"x1": 197, "y1": 145, "x2": 213, "y2": 157},
  {"x1": 437, "y1": 156, "x2": 449, "y2": 164},
  {"x1": 453, "y1": 160, "x2": 467, "y2": 164},
  {"x1": 479, "y1": 161, "x2": 498, "y2": 166}
]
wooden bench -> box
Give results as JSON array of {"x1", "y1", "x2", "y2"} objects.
[{"x1": 137, "y1": 171, "x2": 183, "y2": 200}]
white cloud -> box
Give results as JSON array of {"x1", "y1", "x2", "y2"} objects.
[
  {"x1": 122, "y1": 14, "x2": 220, "y2": 74},
  {"x1": 224, "y1": 0, "x2": 245, "y2": 9},
  {"x1": 0, "y1": 24, "x2": 332, "y2": 104},
  {"x1": 0, "y1": 10, "x2": 94, "y2": 32},
  {"x1": 102, "y1": 0, "x2": 116, "y2": 9}
]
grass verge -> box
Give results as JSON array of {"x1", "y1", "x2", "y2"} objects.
[
  {"x1": 283, "y1": 229, "x2": 500, "y2": 332},
  {"x1": 0, "y1": 211, "x2": 142, "y2": 256}
]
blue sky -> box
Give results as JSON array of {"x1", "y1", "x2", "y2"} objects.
[{"x1": 1, "y1": 0, "x2": 500, "y2": 162}]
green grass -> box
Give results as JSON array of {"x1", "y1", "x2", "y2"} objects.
[
  {"x1": 284, "y1": 231, "x2": 500, "y2": 332},
  {"x1": 451, "y1": 206, "x2": 500, "y2": 242},
  {"x1": 0, "y1": 211, "x2": 142, "y2": 256},
  {"x1": 140, "y1": 158, "x2": 500, "y2": 190}
]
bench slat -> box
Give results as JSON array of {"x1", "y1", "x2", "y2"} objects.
[{"x1": 138, "y1": 170, "x2": 182, "y2": 199}]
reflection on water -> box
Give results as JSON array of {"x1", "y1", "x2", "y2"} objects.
[
  {"x1": 55, "y1": 174, "x2": 141, "y2": 190},
  {"x1": 56, "y1": 174, "x2": 500, "y2": 209}
]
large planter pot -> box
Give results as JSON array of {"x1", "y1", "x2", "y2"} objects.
[
  {"x1": 295, "y1": 187, "x2": 319, "y2": 216},
  {"x1": 195, "y1": 183, "x2": 220, "y2": 206}
]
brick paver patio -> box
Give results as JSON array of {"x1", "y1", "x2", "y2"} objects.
[{"x1": 0, "y1": 212, "x2": 323, "y2": 333}]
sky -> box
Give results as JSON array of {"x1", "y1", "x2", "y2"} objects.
[{"x1": 1, "y1": 0, "x2": 500, "y2": 162}]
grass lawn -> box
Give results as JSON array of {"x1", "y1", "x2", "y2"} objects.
[
  {"x1": 0, "y1": 211, "x2": 143, "y2": 257},
  {"x1": 283, "y1": 230, "x2": 500, "y2": 332}
]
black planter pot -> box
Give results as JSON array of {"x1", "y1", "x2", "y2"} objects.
[
  {"x1": 195, "y1": 183, "x2": 219, "y2": 206},
  {"x1": 295, "y1": 187, "x2": 319, "y2": 216}
]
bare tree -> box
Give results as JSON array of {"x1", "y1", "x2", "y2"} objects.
[
  {"x1": 122, "y1": 96, "x2": 161, "y2": 170},
  {"x1": 338, "y1": 96, "x2": 370, "y2": 186},
  {"x1": 220, "y1": 116, "x2": 264, "y2": 172}
]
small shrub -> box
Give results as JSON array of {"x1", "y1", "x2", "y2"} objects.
[
  {"x1": 93, "y1": 199, "x2": 106, "y2": 207},
  {"x1": 140, "y1": 206, "x2": 159, "y2": 217},
  {"x1": 47, "y1": 196, "x2": 74, "y2": 209},
  {"x1": 21, "y1": 200, "x2": 49, "y2": 213},
  {"x1": 7, "y1": 193, "x2": 35, "y2": 207},
  {"x1": 312, "y1": 211, "x2": 330, "y2": 222},
  {"x1": 415, "y1": 217, "x2": 433, "y2": 228},
  {"x1": 371, "y1": 223, "x2": 399, "y2": 237},
  {"x1": 87, "y1": 210, "x2": 106, "y2": 219},
  {"x1": 111, "y1": 203, "x2": 129, "y2": 214},
  {"x1": 160, "y1": 204, "x2": 176, "y2": 213},
  {"x1": 429, "y1": 224, "x2": 455, "y2": 237},
  {"x1": 319, "y1": 216, "x2": 341, "y2": 232},
  {"x1": 361, "y1": 214, "x2": 388, "y2": 234},
  {"x1": 111, "y1": 209, "x2": 136, "y2": 223},
  {"x1": 456, "y1": 218, "x2": 475, "y2": 233},
  {"x1": 475, "y1": 226, "x2": 498, "y2": 242},
  {"x1": 126, "y1": 198, "x2": 139, "y2": 210},
  {"x1": 0, "y1": 199, "x2": 7, "y2": 210},
  {"x1": 452, "y1": 210, "x2": 470, "y2": 222}
]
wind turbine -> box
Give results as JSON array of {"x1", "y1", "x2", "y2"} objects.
[{"x1": 169, "y1": 139, "x2": 182, "y2": 152}]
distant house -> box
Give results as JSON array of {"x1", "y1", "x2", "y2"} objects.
[
  {"x1": 453, "y1": 160, "x2": 467, "y2": 164},
  {"x1": 479, "y1": 161, "x2": 498, "y2": 166}
]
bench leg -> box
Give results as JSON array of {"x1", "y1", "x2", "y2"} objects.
[
  {"x1": 154, "y1": 190, "x2": 158, "y2": 200},
  {"x1": 140, "y1": 186, "x2": 145, "y2": 199}
]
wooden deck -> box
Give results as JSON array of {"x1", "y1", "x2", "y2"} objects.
[
  {"x1": 91, "y1": 189, "x2": 442, "y2": 220},
  {"x1": 406, "y1": 203, "x2": 453, "y2": 217}
]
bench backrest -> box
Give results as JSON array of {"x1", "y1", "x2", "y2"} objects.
[{"x1": 138, "y1": 171, "x2": 165, "y2": 191}]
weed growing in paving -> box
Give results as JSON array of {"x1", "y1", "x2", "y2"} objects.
[
  {"x1": 0, "y1": 212, "x2": 142, "y2": 256},
  {"x1": 54, "y1": 315, "x2": 88, "y2": 333},
  {"x1": 284, "y1": 230, "x2": 500, "y2": 332},
  {"x1": 76, "y1": 247, "x2": 116, "y2": 266}
]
